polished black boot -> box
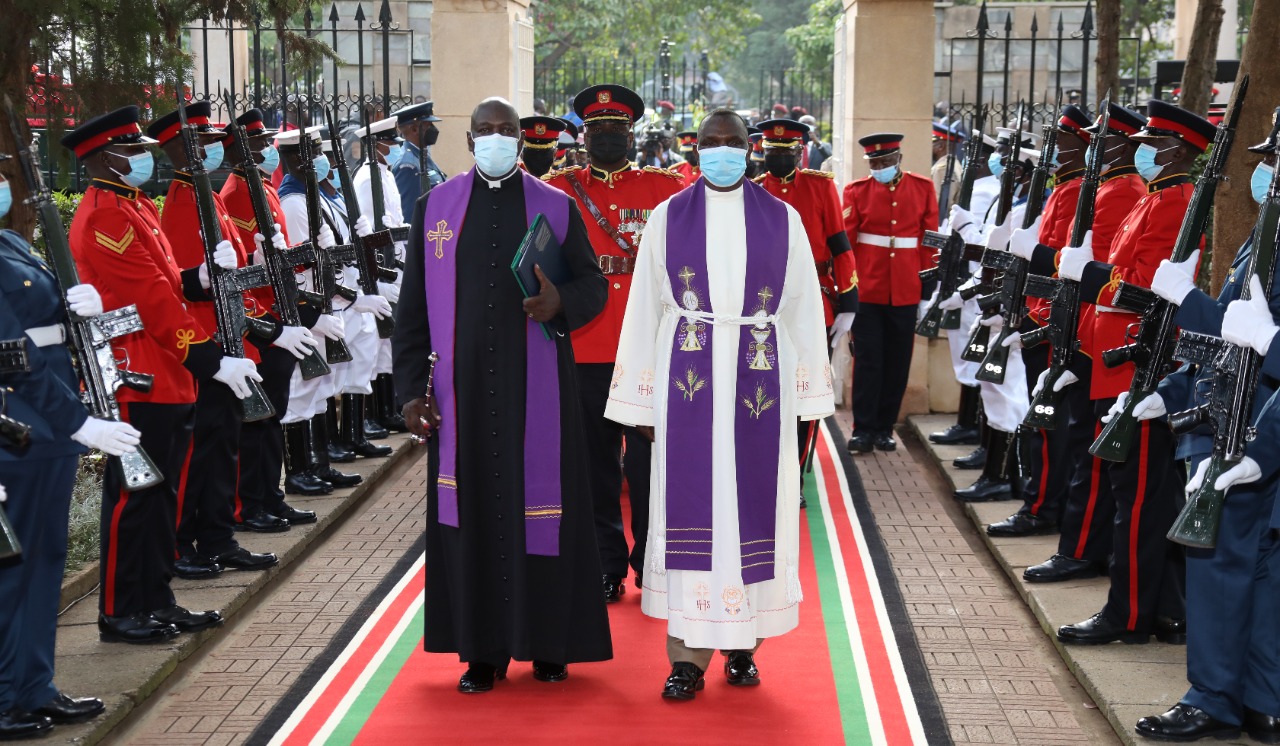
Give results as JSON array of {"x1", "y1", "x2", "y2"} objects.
[
  {"x1": 954, "y1": 429, "x2": 1016, "y2": 502},
  {"x1": 1136, "y1": 704, "x2": 1240, "y2": 742},
  {"x1": 930, "y1": 384, "x2": 982, "y2": 445},
  {"x1": 311, "y1": 413, "x2": 362, "y2": 488},
  {"x1": 32, "y1": 693, "x2": 104, "y2": 724},
  {"x1": 342, "y1": 394, "x2": 392, "y2": 458},
  {"x1": 326, "y1": 397, "x2": 356, "y2": 463},
  {"x1": 375, "y1": 374, "x2": 409, "y2": 433},
  {"x1": 457, "y1": 662, "x2": 506, "y2": 693},
  {"x1": 953, "y1": 423, "x2": 990, "y2": 470},
  {"x1": 284, "y1": 421, "x2": 333, "y2": 496},
  {"x1": 363, "y1": 381, "x2": 390, "y2": 440},
  {"x1": 0, "y1": 711, "x2": 52, "y2": 740},
  {"x1": 662, "y1": 662, "x2": 706, "y2": 701}
]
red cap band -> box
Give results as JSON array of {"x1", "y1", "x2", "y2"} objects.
[
  {"x1": 1146, "y1": 115, "x2": 1211, "y2": 151},
  {"x1": 71, "y1": 122, "x2": 142, "y2": 159}
]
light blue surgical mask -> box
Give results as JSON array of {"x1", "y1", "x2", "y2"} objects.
[
  {"x1": 110, "y1": 151, "x2": 155, "y2": 188},
  {"x1": 871, "y1": 164, "x2": 900, "y2": 184},
  {"x1": 1134, "y1": 143, "x2": 1179, "y2": 182},
  {"x1": 1252, "y1": 162, "x2": 1276, "y2": 205},
  {"x1": 313, "y1": 155, "x2": 331, "y2": 183},
  {"x1": 385, "y1": 144, "x2": 403, "y2": 167},
  {"x1": 258, "y1": 145, "x2": 280, "y2": 175},
  {"x1": 201, "y1": 141, "x2": 224, "y2": 172},
  {"x1": 988, "y1": 152, "x2": 1004, "y2": 178},
  {"x1": 471, "y1": 134, "x2": 521, "y2": 178},
  {"x1": 698, "y1": 145, "x2": 748, "y2": 188},
  {"x1": 0, "y1": 181, "x2": 10, "y2": 220},
  {"x1": 1047, "y1": 147, "x2": 1061, "y2": 172},
  {"x1": 328, "y1": 168, "x2": 341, "y2": 189}
]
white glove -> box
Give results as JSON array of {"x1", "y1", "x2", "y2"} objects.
[
  {"x1": 310, "y1": 313, "x2": 345, "y2": 341},
  {"x1": 1009, "y1": 225, "x2": 1041, "y2": 261},
  {"x1": 273, "y1": 325, "x2": 322, "y2": 360},
  {"x1": 270, "y1": 226, "x2": 288, "y2": 253},
  {"x1": 0, "y1": 483, "x2": 6, "y2": 503},
  {"x1": 355, "y1": 215, "x2": 373, "y2": 238},
  {"x1": 829, "y1": 312, "x2": 855, "y2": 346},
  {"x1": 1150, "y1": 249, "x2": 1200, "y2": 305},
  {"x1": 1223, "y1": 276, "x2": 1278, "y2": 356},
  {"x1": 1187, "y1": 456, "x2": 1262, "y2": 494},
  {"x1": 917, "y1": 299, "x2": 932, "y2": 323},
  {"x1": 213, "y1": 239, "x2": 238, "y2": 269},
  {"x1": 1031, "y1": 368, "x2": 1079, "y2": 397},
  {"x1": 949, "y1": 205, "x2": 976, "y2": 234},
  {"x1": 377, "y1": 281, "x2": 401, "y2": 305},
  {"x1": 213, "y1": 356, "x2": 263, "y2": 399},
  {"x1": 70, "y1": 417, "x2": 141, "y2": 457},
  {"x1": 318, "y1": 224, "x2": 336, "y2": 250},
  {"x1": 1101, "y1": 391, "x2": 1167, "y2": 424},
  {"x1": 938, "y1": 291, "x2": 964, "y2": 311},
  {"x1": 1001, "y1": 331, "x2": 1022, "y2": 350},
  {"x1": 381, "y1": 215, "x2": 400, "y2": 229},
  {"x1": 1058, "y1": 231, "x2": 1094, "y2": 281},
  {"x1": 985, "y1": 213, "x2": 1014, "y2": 252},
  {"x1": 979, "y1": 313, "x2": 1004, "y2": 329},
  {"x1": 352, "y1": 293, "x2": 393, "y2": 319},
  {"x1": 66, "y1": 284, "x2": 104, "y2": 318}
]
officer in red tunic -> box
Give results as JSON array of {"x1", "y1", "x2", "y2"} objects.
[
  {"x1": 62, "y1": 106, "x2": 256, "y2": 643},
  {"x1": 843, "y1": 133, "x2": 938, "y2": 453},
  {"x1": 671, "y1": 131, "x2": 700, "y2": 185},
  {"x1": 148, "y1": 103, "x2": 290, "y2": 573},
  {"x1": 1052, "y1": 100, "x2": 1214, "y2": 645},
  {"x1": 543, "y1": 84, "x2": 685, "y2": 602},
  {"x1": 518, "y1": 115, "x2": 566, "y2": 178}
]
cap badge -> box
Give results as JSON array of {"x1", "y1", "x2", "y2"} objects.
[
  {"x1": 773, "y1": 125, "x2": 785, "y2": 136},
  {"x1": 535, "y1": 123, "x2": 547, "y2": 135},
  {"x1": 598, "y1": 91, "x2": 611, "y2": 104}
]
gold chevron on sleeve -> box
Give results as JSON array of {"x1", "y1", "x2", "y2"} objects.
[
  {"x1": 95, "y1": 226, "x2": 136, "y2": 255},
  {"x1": 229, "y1": 215, "x2": 257, "y2": 231}
]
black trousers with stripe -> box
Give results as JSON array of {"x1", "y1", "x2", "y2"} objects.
[
  {"x1": 1054, "y1": 370, "x2": 1115, "y2": 562},
  {"x1": 1016, "y1": 331, "x2": 1074, "y2": 521},
  {"x1": 175, "y1": 381, "x2": 241, "y2": 559},
  {"x1": 101, "y1": 402, "x2": 192, "y2": 617},
  {"x1": 238, "y1": 345, "x2": 296, "y2": 520},
  {"x1": 852, "y1": 303, "x2": 916, "y2": 435}
]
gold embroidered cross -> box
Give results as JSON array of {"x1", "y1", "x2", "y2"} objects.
[{"x1": 427, "y1": 220, "x2": 454, "y2": 259}]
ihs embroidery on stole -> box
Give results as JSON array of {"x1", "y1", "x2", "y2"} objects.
[{"x1": 695, "y1": 582, "x2": 712, "y2": 613}]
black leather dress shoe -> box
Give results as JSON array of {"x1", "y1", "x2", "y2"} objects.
[
  {"x1": 353, "y1": 440, "x2": 393, "y2": 458},
  {"x1": 284, "y1": 470, "x2": 332, "y2": 496},
  {"x1": 662, "y1": 662, "x2": 706, "y2": 701},
  {"x1": 603, "y1": 575, "x2": 626, "y2": 604},
  {"x1": 1154, "y1": 616, "x2": 1187, "y2": 645},
  {"x1": 1135, "y1": 703, "x2": 1239, "y2": 741},
  {"x1": 532, "y1": 661, "x2": 568, "y2": 682},
  {"x1": 954, "y1": 475, "x2": 1013, "y2": 502},
  {"x1": 276, "y1": 504, "x2": 317, "y2": 525},
  {"x1": 1023, "y1": 553, "x2": 1105, "y2": 583},
  {"x1": 236, "y1": 511, "x2": 290, "y2": 533},
  {"x1": 847, "y1": 433, "x2": 873, "y2": 454},
  {"x1": 33, "y1": 693, "x2": 104, "y2": 724},
  {"x1": 151, "y1": 605, "x2": 224, "y2": 633},
  {"x1": 987, "y1": 512, "x2": 1057, "y2": 537},
  {"x1": 216, "y1": 546, "x2": 279, "y2": 571},
  {"x1": 1058, "y1": 612, "x2": 1149, "y2": 645},
  {"x1": 379, "y1": 412, "x2": 409, "y2": 434},
  {"x1": 457, "y1": 663, "x2": 505, "y2": 693},
  {"x1": 1245, "y1": 708, "x2": 1280, "y2": 744},
  {"x1": 327, "y1": 443, "x2": 356, "y2": 463},
  {"x1": 929, "y1": 423, "x2": 980, "y2": 445},
  {"x1": 363, "y1": 418, "x2": 390, "y2": 440},
  {"x1": 173, "y1": 555, "x2": 223, "y2": 580},
  {"x1": 873, "y1": 433, "x2": 897, "y2": 452},
  {"x1": 724, "y1": 651, "x2": 760, "y2": 686},
  {"x1": 98, "y1": 613, "x2": 179, "y2": 644},
  {"x1": 953, "y1": 446, "x2": 987, "y2": 470},
  {"x1": 317, "y1": 465, "x2": 362, "y2": 488},
  {"x1": 0, "y1": 710, "x2": 52, "y2": 740}
]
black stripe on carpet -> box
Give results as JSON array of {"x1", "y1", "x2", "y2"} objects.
[
  {"x1": 821, "y1": 417, "x2": 953, "y2": 746},
  {"x1": 246, "y1": 534, "x2": 427, "y2": 746}
]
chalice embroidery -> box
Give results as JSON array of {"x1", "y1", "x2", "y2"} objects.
[
  {"x1": 748, "y1": 287, "x2": 775, "y2": 371},
  {"x1": 677, "y1": 266, "x2": 705, "y2": 352}
]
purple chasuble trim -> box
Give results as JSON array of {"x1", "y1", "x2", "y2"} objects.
[
  {"x1": 663, "y1": 178, "x2": 789, "y2": 585},
  {"x1": 422, "y1": 167, "x2": 568, "y2": 556}
]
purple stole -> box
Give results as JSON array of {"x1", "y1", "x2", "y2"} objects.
[
  {"x1": 663, "y1": 178, "x2": 788, "y2": 585},
  {"x1": 422, "y1": 168, "x2": 568, "y2": 556}
]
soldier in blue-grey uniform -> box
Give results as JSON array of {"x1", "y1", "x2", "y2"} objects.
[{"x1": 392, "y1": 100, "x2": 446, "y2": 219}]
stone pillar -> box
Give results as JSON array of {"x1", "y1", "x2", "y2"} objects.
[
  {"x1": 430, "y1": 0, "x2": 534, "y2": 176},
  {"x1": 835, "y1": 0, "x2": 945, "y2": 418},
  {"x1": 1174, "y1": 0, "x2": 1240, "y2": 61}
]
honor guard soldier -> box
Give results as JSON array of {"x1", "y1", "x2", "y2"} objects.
[
  {"x1": 0, "y1": 160, "x2": 118, "y2": 737},
  {"x1": 392, "y1": 100, "x2": 445, "y2": 218},
  {"x1": 553, "y1": 122, "x2": 578, "y2": 171},
  {"x1": 148, "y1": 103, "x2": 290, "y2": 565},
  {"x1": 1052, "y1": 100, "x2": 1215, "y2": 645},
  {"x1": 671, "y1": 131, "x2": 700, "y2": 185},
  {"x1": 843, "y1": 133, "x2": 939, "y2": 453},
  {"x1": 746, "y1": 130, "x2": 764, "y2": 180},
  {"x1": 931, "y1": 121, "x2": 964, "y2": 213},
  {"x1": 63, "y1": 106, "x2": 256, "y2": 643},
  {"x1": 518, "y1": 115, "x2": 567, "y2": 178},
  {"x1": 543, "y1": 83, "x2": 684, "y2": 602},
  {"x1": 1136, "y1": 110, "x2": 1280, "y2": 743}
]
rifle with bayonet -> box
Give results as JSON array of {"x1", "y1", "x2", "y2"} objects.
[
  {"x1": 4, "y1": 95, "x2": 163, "y2": 488},
  {"x1": 1165, "y1": 137, "x2": 1277, "y2": 548},
  {"x1": 296, "y1": 121, "x2": 357, "y2": 363},
  {"x1": 327, "y1": 107, "x2": 397, "y2": 339},
  {"x1": 1019, "y1": 94, "x2": 1113, "y2": 430},
  {"x1": 938, "y1": 96, "x2": 963, "y2": 214},
  {"x1": 222, "y1": 92, "x2": 330, "y2": 381},
  {"x1": 363, "y1": 104, "x2": 410, "y2": 251},
  {"x1": 175, "y1": 93, "x2": 277, "y2": 422},
  {"x1": 1090, "y1": 76, "x2": 1249, "y2": 462}
]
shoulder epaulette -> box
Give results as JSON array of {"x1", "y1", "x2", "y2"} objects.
[
  {"x1": 800, "y1": 168, "x2": 834, "y2": 179},
  {"x1": 642, "y1": 165, "x2": 685, "y2": 181},
  {"x1": 751, "y1": 174, "x2": 766, "y2": 184},
  {"x1": 540, "y1": 165, "x2": 583, "y2": 182}
]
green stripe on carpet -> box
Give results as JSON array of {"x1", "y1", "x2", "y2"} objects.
[{"x1": 326, "y1": 605, "x2": 425, "y2": 744}]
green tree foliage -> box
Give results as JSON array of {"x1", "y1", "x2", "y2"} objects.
[{"x1": 782, "y1": 0, "x2": 842, "y2": 72}]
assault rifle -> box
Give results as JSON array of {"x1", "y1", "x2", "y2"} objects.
[
  {"x1": 296, "y1": 121, "x2": 357, "y2": 364},
  {"x1": 4, "y1": 96, "x2": 162, "y2": 488},
  {"x1": 363, "y1": 99, "x2": 410, "y2": 253},
  {"x1": 0, "y1": 338, "x2": 32, "y2": 450},
  {"x1": 222, "y1": 93, "x2": 329, "y2": 381},
  {"x1": 175, "y1": 94, "x2": 277, "y2": 422},
  {"x1": 1019, "y1": 94, "x2": 1112, "y2": 430},
  {"x1": 1090, "y1": 76, "x2": 1249, "y2": 462}
]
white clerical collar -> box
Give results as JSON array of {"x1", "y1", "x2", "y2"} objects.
[{"x1": 477, "y1": 166, "x2": 520, "y2": 190}]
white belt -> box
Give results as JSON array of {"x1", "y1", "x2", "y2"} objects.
[
  {"x1": 25, "y1": 324, "x2": 65, "y2": 347},
  {"x1": 856, "y1": 233, "x2": 919, "y2": 249},
  {"x1": 1094, "y1": 305, "x2": 1131, "y2": 314},
  {"x1": 666, "y1": 307, "x2": 777, "y2": 327}
]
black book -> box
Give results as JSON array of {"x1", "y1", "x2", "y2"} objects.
[{"x1": 511, "y1": 213, "x2": 570, "y2": 339}]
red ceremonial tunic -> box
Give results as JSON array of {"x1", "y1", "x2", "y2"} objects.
[
  {"x1": 841, "y1": 171, "x2": 938, "y2": 306},
  {"x1": 672, "y1": 161, "x2": 700, "y2": 187},
  {"x1": 220, "y1": 169, "x2": 293, "y2": 320},
  {"x1": 756, "y1": 168, "x2": 858, "y2": 326},
  {"x1": 68, "y1": 179, "x2": 220, "y2": 404},
  {"x1": 1026, "y1": 170, "x2": 1083, "y2": 326},
  {"x1": 543, "y1": 164, "x2": 685, "y2": 364}
]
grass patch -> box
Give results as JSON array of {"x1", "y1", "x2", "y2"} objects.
[{"x1": 66, "y1": 455, "x2": 104, "y2": 575}]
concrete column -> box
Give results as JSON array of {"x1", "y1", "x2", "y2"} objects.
[
  {"x1": 430, "y1": 0, "x2": 534, "y2": 176},
  {"x1": 1174, "y1": 0, "x2": 1240, "y2": 61}
]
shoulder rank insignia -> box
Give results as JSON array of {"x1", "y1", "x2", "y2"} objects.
[
  {"x1": 642, "y1": 165, "x2": 684, "y2": 181},
  {"x1": 540, "y1": 165, "x2": 583, "y2": 182},
  {"x1": 229, "y1": 215, "x2": 257, "y2": 232},
  {"x1": 95, "y1": 225, "x2": 136, "y2": 255},
  {"x1": 751, "y1": 174, "x2": 765, "y2": 184},
  {"x1": 800, "y1": 168, "x2": 834, "y2": 179}
]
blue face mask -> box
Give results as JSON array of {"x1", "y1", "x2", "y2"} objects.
[
  {"x1": 201, "y1": 141, "x2": 224, "y2": 172},
  {"x1": 871, "y1": 164, "x2": 900, "y2": 184},
  {"x1": 313, "y1": 155, "x2": 331, "y2": 183},
  {"x1": 111, "y1": 151, "x2": 155, "y2": 188},
  {"x1": 1252, "y1": 162, "x2": 1276, "y2": 205},
  {"x1": 385, "y1": 144, "x2": 403, "y2": 167},
  {"x1": 0, "y1": 182, "x2": 10, "y2": 220},
  {"x1": 471, "y1": 134, "x2": 521, "y2": 178},
  {"x1": 328, "y1": 168, "x2": 341, "y2": 189},
  {"x1": 698, "y1": 145, "x2": 748, "y2": 188},
  {"x1": 987, "y1": 152, "x2": 1004, "y2": 178},
  {"x1": 1047, "y1": 147, "x2": 1061, "y2": 172},
  {"x1": 1134, "y1": 143, "x2": 1177, "y2": 182},
  {"x1": 258, "y1": 145, "x2": 280, "y2": 175}
]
